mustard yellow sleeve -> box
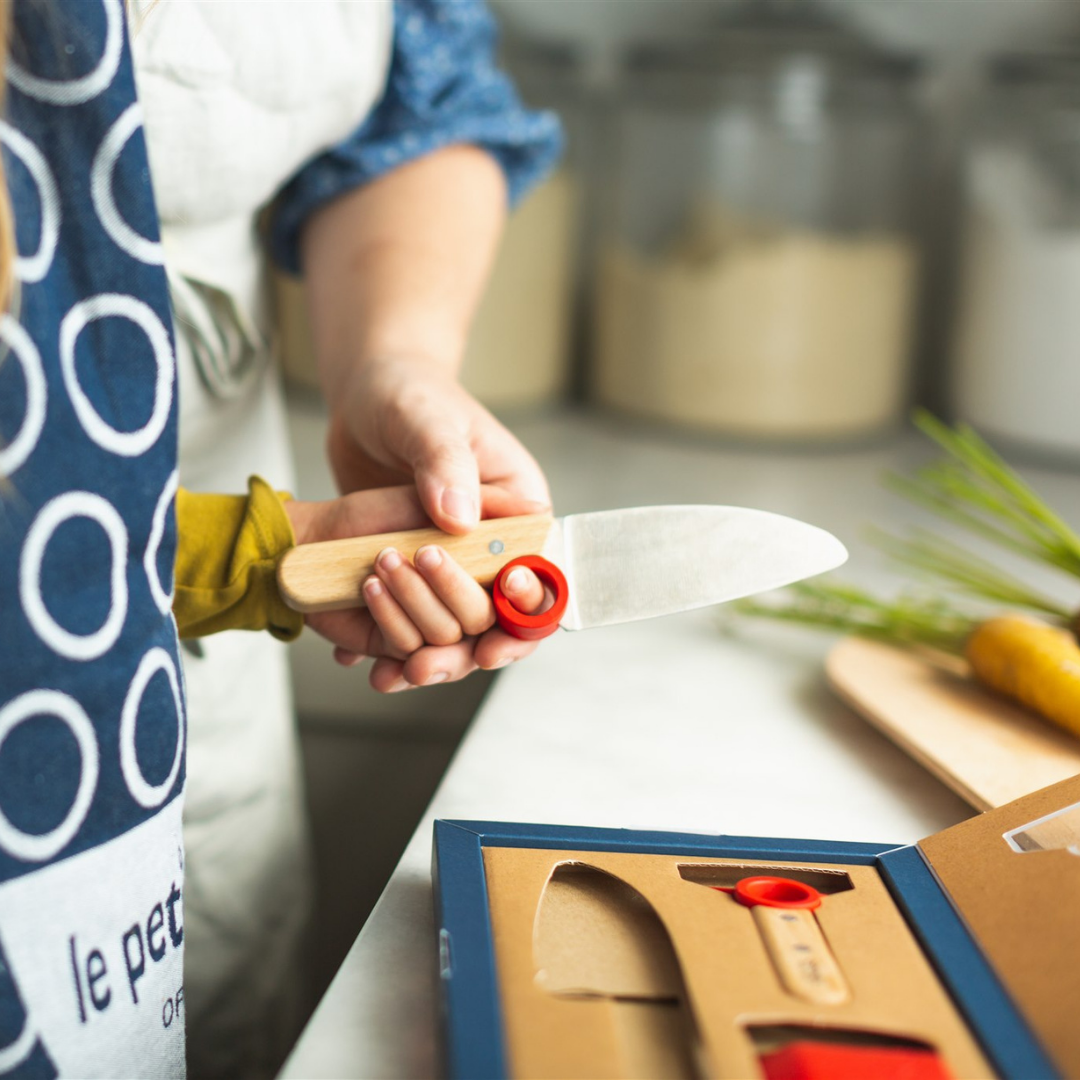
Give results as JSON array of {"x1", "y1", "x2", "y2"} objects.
[{"x1": 173, "y1": 475, "x2": 304, "y2": 642}]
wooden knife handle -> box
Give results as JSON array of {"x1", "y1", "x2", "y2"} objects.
[{"x1": 276, "y1": 512, "x2": 555, "y2": 614}]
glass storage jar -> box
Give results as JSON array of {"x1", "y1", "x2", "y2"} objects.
[
  {"x1": 950, "y1": 52, "x2": 1080, "y2": 463},
  {"x1": 276, "y1": 39, "x2": 581, "y2": 412},
  {"x1": 453, "y1": 37, "x2": 584, "y2": 410},
  {"x1": 593, "y1": 2, "x2": 922, "y2": 440}
]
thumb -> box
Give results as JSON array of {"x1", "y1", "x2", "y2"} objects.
[
  {"x1": 409, "y1": 422, "x2": 481, "y2": 535},
  {"x1": 500, "y1": 564, "x2": 546, "y2": 615}
]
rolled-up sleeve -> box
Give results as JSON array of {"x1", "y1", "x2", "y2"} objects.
[{"x1": 269, "y1": 0, "x2": 564, "y2": 275}]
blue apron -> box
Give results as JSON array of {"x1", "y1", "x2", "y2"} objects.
[
  {"x1": 0, "y1": 1, "x2": 561, "y2": 1075},
  {"x1": 0, "y1": 1, "x2": 185, "y2": 1075}
]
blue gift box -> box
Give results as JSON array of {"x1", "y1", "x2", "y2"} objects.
[{"x1": 432, "y1": 805, "x2": 1069, "y2": 1080}]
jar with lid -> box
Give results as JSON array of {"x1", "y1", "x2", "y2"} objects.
[
  {"x1": 593, "y1": 1, "x2": 922, "y2": 440},
  {"x1": 950, "y1": 52, "x2": 1080, "y2": 463},
  {"x1": 452, "y1": 35, "x2": 584, "y2": 410}
]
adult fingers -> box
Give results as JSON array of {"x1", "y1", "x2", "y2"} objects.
[
  {"x1": 369, "y1": 655, "x2": 409, "y2": 693},
  {"x1": 473, "y1": 627, "x2": 542, "y2": 671},
  {"x1": 307, "y1": 607, "x2": 391, "y2": 659},
  {"x1": 401, "y1": 640, "x2": 481, "y2": 688},
  {"x1": 321, "y1": 485, "x2": 428, "y2": 542},
  {"x1": 369, "y1": 641, "x2": 480, "y2": 692},
  {"x1": 472, "y1": 416, "x2": 551, "y2": 507},
  {"x1": 402, "y1": 408, "x2": 481, "y2": 535},
  {"x1": 333, "y1": 648, "x2": 366, "y2": 668}
]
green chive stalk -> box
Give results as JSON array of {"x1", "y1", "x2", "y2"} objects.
[{"x1": 738, "y1": 413, "x2": 1080, "y2": 647}]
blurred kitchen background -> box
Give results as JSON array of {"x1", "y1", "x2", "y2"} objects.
[{"x1": 278, "y1": 0, "x2": 1080, "y2": 1013}]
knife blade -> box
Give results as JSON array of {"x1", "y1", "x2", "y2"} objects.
[{"x1": 276, "y1": 505, "x2": 846, "y2": 638}]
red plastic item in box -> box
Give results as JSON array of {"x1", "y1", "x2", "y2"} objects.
[
  {"x1": 730, "y1": 876, "x2": 823, "y2": 911},
  {"x1": 760, "y1": 1042, "x2": 954, "y2": 1080}
]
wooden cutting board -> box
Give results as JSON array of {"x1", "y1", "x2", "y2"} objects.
[{"x1": 825, "y1": 637, "x2": 1080, "y2": 811}]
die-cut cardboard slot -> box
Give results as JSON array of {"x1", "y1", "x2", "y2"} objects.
[
  {"x1": 534, "y1": 862, "x2": 704, "y2": 1078},
  {"x1": 677, "y1": 863, "x2": 854, "y2": 895},
  {"x1": 535, "y1": 862, "x2": 688, "y2": 999},
  {"x1": 482, "y1": 846, "x2": 994, "y2": 1079},
  {"x1": 746, "y1": 1021, "x2": 938, "y2": 1055},
  {"x1": 1003, "y1": 800, "x2": 1080, "y2": 856},
  {"x1": 749, "y1": 1024, "x2": 950, "y2": 1080}
]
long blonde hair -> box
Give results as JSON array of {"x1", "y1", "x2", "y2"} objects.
[{"x1": 0, "y1": 0, "x2": 14, "y2": 315}]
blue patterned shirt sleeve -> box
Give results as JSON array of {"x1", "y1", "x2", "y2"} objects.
[{"x1": 269, "y1": 0, "x2": 564, "y2": 275}]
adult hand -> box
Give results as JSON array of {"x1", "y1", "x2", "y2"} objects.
[
  {"x1": 326, "y1": 354, "x2": 551, "y2": 533},
  {"x1": 297, "y1": 147, "x2": 554, "y2": 688},
  {"x1": 284, "y1": 483, "x2": 548, "y2": 693}
]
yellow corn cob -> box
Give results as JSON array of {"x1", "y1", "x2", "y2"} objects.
[{"x1": 965, "y1": 615, "x2": 1080, "y2": 739}]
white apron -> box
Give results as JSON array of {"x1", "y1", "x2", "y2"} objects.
[{"x1": 131, "y1": 3, "x2": 393, "y2": 1076}]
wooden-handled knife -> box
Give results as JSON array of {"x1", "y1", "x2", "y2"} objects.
[{"x1": 277, "y1": 504, "x2": 847, "y2": 640}]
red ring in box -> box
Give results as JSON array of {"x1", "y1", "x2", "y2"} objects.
[{"x1": 733, "y1": 875, "x2": 823, "y2": 910}]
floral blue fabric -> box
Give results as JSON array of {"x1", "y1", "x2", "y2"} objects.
[{"x1": 269, "y1": 0, "x2": 563, "y2": 275}]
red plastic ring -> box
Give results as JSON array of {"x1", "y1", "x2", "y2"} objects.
[
  {"x1": 732, "y1": 876, "x2": 823, "y2": 911},
  {"x1": 492, "y1": 555, "x2": 568, "y2": 641}
]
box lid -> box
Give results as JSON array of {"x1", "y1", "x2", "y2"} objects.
[{"x1": 918, "y1": 772, "x2": 1080, "y2": 1078}]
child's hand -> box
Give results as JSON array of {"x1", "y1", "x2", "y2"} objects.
[{"x1": 284, "y1": 484, "x2": 549, "y2": 692}]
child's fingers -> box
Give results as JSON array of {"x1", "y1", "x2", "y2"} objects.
[
  {"x1": 498, "y1": 564, "x2": 546, "y2": 616},
  {"x1": 372, "y1": 547, "x2": 464, "y2": 647},
  {"x1": 470, "y1": 564, "x2": 546, "y2": 669},
  {"x1": 413, "y1": 545, "x2": 495, "y2": 637},
  {"x1": 363, "y1": 573, "x2": 426, "y2": 655}
]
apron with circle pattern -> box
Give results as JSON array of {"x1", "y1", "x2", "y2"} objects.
[{"x1": 0, "y1": 2, "x2": 186, "y2": 1076}]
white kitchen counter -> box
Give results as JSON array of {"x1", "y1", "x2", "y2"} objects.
[{"x1": 279, "y1": 410, "x2": 1080, "y2": 1080}]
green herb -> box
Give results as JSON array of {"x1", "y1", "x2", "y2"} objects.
[
  {"x1": 738, "y1": 412, "x2": 1080, "y2": 649},
  {"x1": 736, "y1": 582, "x2": 976, "y2": 655},
  {"x1": 866, "y1": 528, "x2": 1071, "y2": 621},
  {"x1": 886, "y1": 411, "x2": 1080, "y2": 582}
]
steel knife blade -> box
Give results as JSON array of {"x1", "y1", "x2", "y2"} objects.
[
  {"x1": 544, "y1": 504, "x2": 845, "y2": 632},
  {"x1": 277, "y1": 504, "x2": 846, "y2": 636}
]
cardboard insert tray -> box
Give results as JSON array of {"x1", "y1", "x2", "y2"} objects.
[{"x1": 433, "y1": 774, "x2": 1080, "y2": 1080}]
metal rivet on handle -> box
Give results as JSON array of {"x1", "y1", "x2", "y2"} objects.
[{"x1": 489, "y1": 540, "x2": 504, "y2": 555}]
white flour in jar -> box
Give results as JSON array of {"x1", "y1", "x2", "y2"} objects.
[
  {"x1": 951, "y1": 146, "x2": 1080, "y2": 459},
  {"x1": 594, "y1": 202, "x2": 917, "y2": 439}
]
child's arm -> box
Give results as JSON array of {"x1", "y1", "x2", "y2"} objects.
[
  {"x1": 173, "y1": 478, "x2": 545, "y2": 691},
  {"x1": 173, "y1": 477, "x2": 303, "y2": 641}
]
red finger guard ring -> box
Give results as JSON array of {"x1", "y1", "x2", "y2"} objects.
[
  {"x1": 731, "y1": 876, "x2": 823, "y2": 911},
  {"x1": 492, "y1": 555, "x2": 568, "y2": 641}
]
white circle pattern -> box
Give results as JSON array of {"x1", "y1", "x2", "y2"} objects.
[
  {"x1": 59, "y1": 293, "x2": 174, "y2": 457},
  {"x1": 0, "y1": 121, "x2": 61, "y2": 284},
  {"x1": 90, "y1": 104, "x2": 165, "y2": 265},
  {"x1": 19, "y1": 491, "x2": 129, "y2": 661},
  {"x1": 144, "y1": 469, "x2": 178, "y2": 614},
  {"x1": 7, "y1": 0, "x2": 123, "y2": 107},
  {"x1": 119, "y1": 648, "x2": 184, "y2": 809},
  {"x1": 0, "y1": 316, "x2": 47, "y2": 477},
  {"x1": 0, "y1": 690, "x2": 99, "y2": 862},
  {"x1": 0, "y1": 1014, "x2": 37, "y2": 1074}
]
